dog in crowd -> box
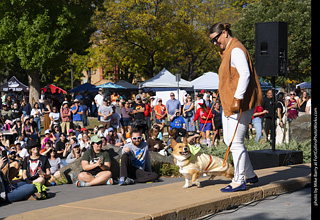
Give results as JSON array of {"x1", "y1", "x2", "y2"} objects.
[{"x1": 171, "y1": 138, "x2": 234, "y2": 188}]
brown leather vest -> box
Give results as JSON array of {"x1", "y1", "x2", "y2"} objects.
[{"x1": 218, "y1": 38, "x2": 263, "y2": 116}]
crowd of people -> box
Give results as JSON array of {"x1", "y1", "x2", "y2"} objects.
[{"x1": 0, "y1": 84, "x2": 311, "y2": 203}]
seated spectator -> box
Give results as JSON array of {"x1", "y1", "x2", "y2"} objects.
[
  {"x1": 47, "y1": 149, "x2": 63, "y2": 180},
  {"x1": 0, "y1": 133, "x2": 10, "y2": 149},
  {"x1": 97, "y1": 124, "x2": 107, "y2": 138},
  {"x1": 22, "y1": 139, "x2": 51, "y2": 185},
  {"x1": 55, "y1": 133, "x2": 67, "y2": 159},
  {"x1": 119, "y1": 128, "x2": 159, "y2": 185},
  {"x1": 0, "y1": 170, "x2": 35, "y2": 203},
  {"x1": 23, "y1": 117, "x2": 34, "y2": 140},
  {"x1": 41, "y1": 129, "x2": 54, "y2": 149},
  {"x1": 147, "y1": 126, "x2": 165, "y2": 152},
  {"x1": 40, "y1": 141, "x2": 53, "y2": 156},
  {"x1": 76, "y1": 135, "x2": 112, "y2": 187},
  {"x1": 10, "y1": 118, "x2": 24, "y2": 139},
  {"x1": 16, "y1": 142, "x2": 29, "y2": 160},
  {"x1": 65, "y1": 144, "x2": 83, "y2": 164},
  {"x1": 1, "y1": 103, "x2": 13, "y2": 122},
  {"x1": 0, "y1": 149, "x2": 20, "y2": 182},
  {"x1": 169, "y1": 110, "x2": 187, "y2": 138},
  {"x1": 106, "y1": 127, "x2": 125, "y2": 148},
  {"x1": 79, "y1": 133, "x2": 91, "y2": 151},
  {"x1": 67, "y1": 129, "x2": 77, "y2": 140}
]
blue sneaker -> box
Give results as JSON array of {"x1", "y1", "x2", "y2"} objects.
[{"x1": 119, "y1": 177, "x2": 126, "y2": 186}]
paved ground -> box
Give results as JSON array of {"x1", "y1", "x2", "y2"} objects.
[
  {"x1": 198, "y1": 187, "x2": 311, "y2": 220},
  {"x1": 0, "y1": 177, "x2": 185, "y2": 218},
  {"x1": 1, "y1": 164, "x2": 311, "y2": 220}
]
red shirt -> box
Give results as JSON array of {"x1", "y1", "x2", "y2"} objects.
[
  {"x1": 193, "y1": 107, "x2": 213, "y2": 124},
  {"x1": 252, "y1": 106, "x2": 264, "y2": 119},
  {"x1": 144, "y1": 103, "x2": 152, "y2": 117}
]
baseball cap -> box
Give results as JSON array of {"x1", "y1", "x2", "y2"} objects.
[
  {"x1": 198, "y1": 99, "x2": 204, "y2": 105},
  {"x1": 91, "y1": 135, "x2": 102, "y2": 143}
]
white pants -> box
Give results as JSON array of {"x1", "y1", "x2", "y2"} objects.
[{"x1": 222, "y1": 108, "x2": 256, "y2": 184}]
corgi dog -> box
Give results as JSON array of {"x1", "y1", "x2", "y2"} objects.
[{"x1": 171, "y1": 138, "x2": 234, "y2": 188}]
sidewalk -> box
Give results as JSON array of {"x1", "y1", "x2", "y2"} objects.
[{"x1": 5, "y1": 163, "x2": 311, "y2": 220}]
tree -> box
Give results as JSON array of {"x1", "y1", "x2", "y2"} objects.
[
  {"x1": 0, "y1": 0, "x2": 103, "y2": 104},
  {"x1": 90, "y1": 0, "x2": 242, "y2": 82},
  {"x1": 233, "y1": 0, "x2": 311, "y2": 86}
]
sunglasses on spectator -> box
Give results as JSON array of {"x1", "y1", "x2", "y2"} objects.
[
  {"x1": 290, "y1": 93, "x2": 296, "y2": 96},
  {"x1": 132, "y1": 136, "x2": 142, "y2": 141}
]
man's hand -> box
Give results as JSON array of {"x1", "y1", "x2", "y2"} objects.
[
  {"x1": 123, "y1": 147, "x2": 130, "y2": 153},
  {"x1": 95, "y1": 157, "x2": 102, "y2": 167}
]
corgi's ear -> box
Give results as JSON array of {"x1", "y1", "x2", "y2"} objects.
[{"x1": 171, "y1": 138, "x2": 177, "y2": 148}]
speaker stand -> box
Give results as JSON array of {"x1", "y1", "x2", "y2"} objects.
[{"x1": 248, "y1": 149, "x2": 303, "y2": 170}]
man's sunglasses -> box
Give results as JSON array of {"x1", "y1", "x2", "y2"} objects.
[
  {"x1": 210, "y1": 31, "x2": 222, "y2": 44},
  {"x1": 132, "y1": 136, "x2": 142, "y2": 141}
]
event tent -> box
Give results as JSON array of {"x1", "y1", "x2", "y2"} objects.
[
  {"x1": 116, "y1": 80, "x2": 139, "y2": 90},
  {"x1": 191, "y1": 72, "x2": 219, "y2": 90},
  {"x1": 69, "y1": 83, "x2": 99, "y2": 93},
  {"x1": 139, "y1": 68, "x2": 193, "y2": 88},
  {"x1": 296, "y1": 82, "x2": 311, "y2": 89},
  {"x1": 0, "y1": 76, "x2": 28, "y2": 92},
  {"x1": 97, "y1": 82, "x2": 126, "y2": 89},
  {"x1": 41, "y1": 84, "x2": 67, "y2": 94}
]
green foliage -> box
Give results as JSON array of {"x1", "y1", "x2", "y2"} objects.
[
  {"x1": 0, "y1": 0, "x2": 103, "y2": 91},
  {"x1": 202, "y1": 138, "x2": 311, "y2": 165},
  {"x1": 233, "y1": 0, "x2": 311, "y2": 85},
  {"x1": 89, "y1": 0, "x2": 243, "y2": 81},
  {"x1": 152, "y1": 162, "x2": 181, "y2": 177}
]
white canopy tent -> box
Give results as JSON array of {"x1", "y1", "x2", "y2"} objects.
[
  {"x1": 296, "y1": 82, "x2": 311, "y2": 89},
  {"x1": 191, "y1": 71, "x2": 219, "y2": 90},
  {"x1": 139, "y1": 68, "x2": 193, "y2": 88}
]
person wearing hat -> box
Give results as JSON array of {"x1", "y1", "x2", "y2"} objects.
[
  {"x1": 76, "y1": 135, "x2": 112, "y2": 187},
  {"x1": 1, "y1": 103, "x2": 13, "y2": 122},
  {"x1": 60, "y1": 101, "x2": 71, "y2": 135},
  {"x1": 191, "y1": 99, "x2": 213, "y2": 147},
  {"x1": 71, "y1": 99, "x2": 84, "y2": 128},
  {"x1": 154, "y1": 98, "x2": 166, "y2": 134},
  {"x1": 22, "y1": 139, "x2": 51, "y2": 185},
  {"x1": 169, "y1": 109, "x2": 186, "y2": 138},
  {"x1": 98, "y1": 98, "x2": 113, "y2": 128}
]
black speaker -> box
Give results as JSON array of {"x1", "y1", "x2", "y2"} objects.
[{"x1": 255, "y1": 22, "x2": 288, "y2": 77}]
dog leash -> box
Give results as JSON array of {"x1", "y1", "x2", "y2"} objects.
[
  {"x1": 222, "y1": 109, "x2": 242, "y2": 167},
  {"x1": 198, "y1": 91, "x2": 242, "y2": 167}
]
